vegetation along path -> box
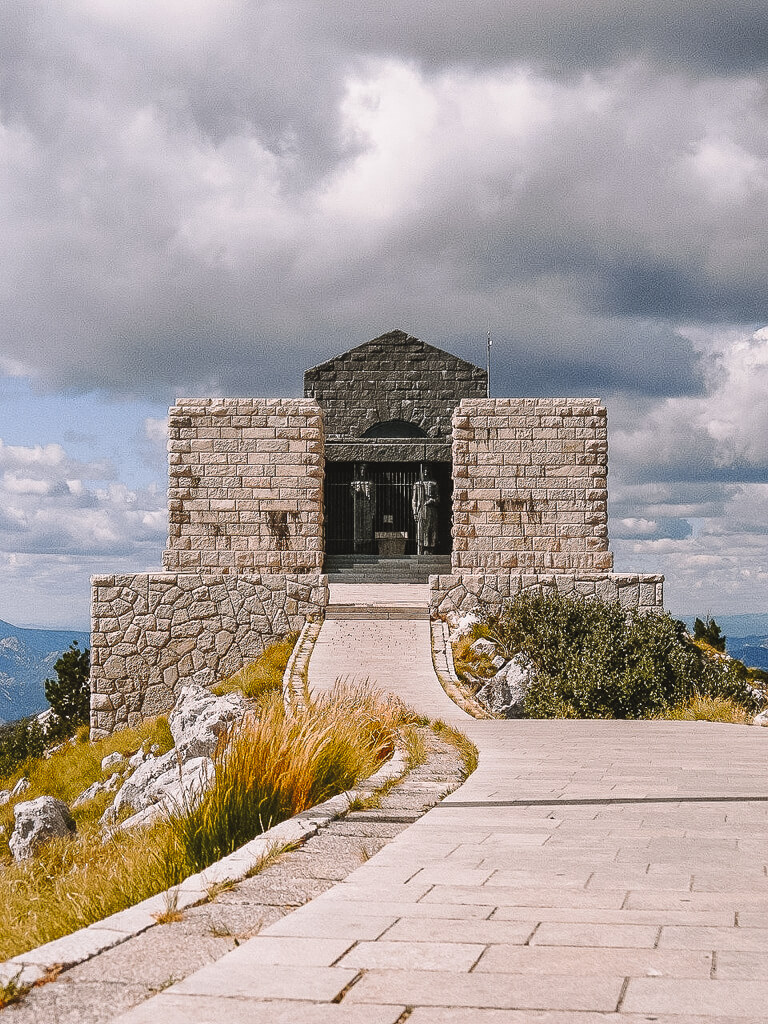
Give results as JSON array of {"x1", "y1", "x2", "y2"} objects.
[{"x1": 14, "y1": 584, "x2": 768, "y2": 1023}]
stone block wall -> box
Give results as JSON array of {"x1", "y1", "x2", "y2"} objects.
[
  {"x1": 163, "y1": 398, "x2": 324, "y2": 573},
  {"x1": 452, "y1": 398, "x2": 612, "y2": 572},
  {"x1": 430, "y1": 573, "x2": 664, "y2": 624},
  {"x1": 90, "y1": 572, "x2": 328, "y2": 738},
  {"x1": 305, "y1": 330, "x2": 487, "y2": 440}
]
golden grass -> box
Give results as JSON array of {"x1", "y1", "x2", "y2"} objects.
[
  {"x1": 661, "y1": 693, "x2": 753, "y2": 724},
  {"x1": 165, "y1": 681, "x2": 405, "y2": 874},
  {"x1": 451, "y1": 634, "x2": 498, "y2": 691},
  {"x1": 0, "y1": 716, "x2": 174, "y2": 861},
  {"x1": 0, "y1": 821, "x2": 185, "y2": 960},
  {"x1": 0, "y1": 680, "x2": 407, "y2": 961},
  {"x1": 430, "y1": 720, "x2": 479, "y2": 778},
  {"x1": 213, "y1": 633, "x2": 298, "y2": 703}
]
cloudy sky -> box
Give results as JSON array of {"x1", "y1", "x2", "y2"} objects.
[{"x1": 2, "y1": 0, "x2": 768, "y2": 627}]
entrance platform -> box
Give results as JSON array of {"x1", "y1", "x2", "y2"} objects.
[{"x1": 115, "y1": 589, "x2": 768, "y2": 1023}]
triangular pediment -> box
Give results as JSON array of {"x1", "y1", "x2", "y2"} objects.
[{"x1": 305, "y1": 329, "x2": 484, "y2": 377}]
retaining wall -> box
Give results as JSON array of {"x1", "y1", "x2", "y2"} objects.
[
  {"x1": 90, "y1": 572, "x2": 328, "y2": 738},
  {"x1": 430, "y1": 572, "x2": 664, "y2": 624}
]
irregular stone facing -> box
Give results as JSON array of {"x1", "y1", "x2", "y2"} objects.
[
  {"x1": 452, "y1": 398, "x2": 613, "y2": 572},
  {"x1": 304, "y1": 330, "x2": 487, "y2": 441},
  {"x1": 90, "y1": 571, "x2": 328, "y2": 738},
  {"x1": 430, "y1": 572, "x2": 664, "y2": 623},
  {"x1": 163, "y1": 398, "x2": 324, "y2": 573}
]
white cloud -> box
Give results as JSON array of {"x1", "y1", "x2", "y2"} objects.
[
  {"x1": 0, "y1": 438, "x2": 165, "y2": 562},
  {"x1": 143, "y1": 416, "x2": 168, "y2": 446}
]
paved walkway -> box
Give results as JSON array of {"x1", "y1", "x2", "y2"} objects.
[{"x1": 115, "y1": 586, "x2": 768, "y2": 1023}]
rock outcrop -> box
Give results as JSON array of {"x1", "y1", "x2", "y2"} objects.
[{"x1": 168, "y1": 683, "x2": 247, "y2": 760}]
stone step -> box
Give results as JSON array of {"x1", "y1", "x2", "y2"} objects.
[
  {"x1": 327, "y1": 575, "x2": 437, "y2": 585},
  {"x1": 325, "y1": 604, "x2": 429, "y2": 619},
  {"x1": 325, "y1": 555, "x2": 451, "y2": 585}
]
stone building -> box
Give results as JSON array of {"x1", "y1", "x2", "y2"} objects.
[{"x1": 90, "y1": 329, "x2": 663, "y2": 736}]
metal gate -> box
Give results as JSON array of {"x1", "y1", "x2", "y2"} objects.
[{"x1": 325, "y1": 461, "x2": 452, "y2": 556}]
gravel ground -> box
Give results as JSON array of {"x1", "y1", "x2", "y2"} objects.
[{"x1": 2, "y1": 728, "x2": 464, "y2": 1024}]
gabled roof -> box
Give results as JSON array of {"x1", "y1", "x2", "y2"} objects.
[{"x1": 305, "y1": 329, "x2": 485, "y2": 376}]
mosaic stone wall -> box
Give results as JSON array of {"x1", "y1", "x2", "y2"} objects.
[
  {"x1": 429, "y1": 572, "x2": 664, "y2": 624},
  {"x1": 90, "y1": 572, "x2": 328, "y2": 737},
  {"x1": 304, "y1": 330, "x2": 487, "y2": 442},
  {"x1": 452, "y1": 398, "x2": 613, "y2": 572},
  {"x1": 163, "y1": 398, "x2": 324, "y2": 573}
]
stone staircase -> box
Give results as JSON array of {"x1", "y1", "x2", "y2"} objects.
[{"x1": 324, "y1": 554, "x2": 451, "y2": 584}]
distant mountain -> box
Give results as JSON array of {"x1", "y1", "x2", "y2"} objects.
[
  {"x1": 725, "y1": 635, "x2": 768, "y2": 672},
  {"x1": 0, "y1": 619, "x2": 90, "y2": 724}
]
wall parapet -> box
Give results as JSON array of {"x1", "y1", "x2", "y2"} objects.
[
  {"x1": 90, "y1": 572, "x2": 328, "y2": 738},
  {"x1": 429, "y1": 572, "x2": 664, "y2": 624},
  {"x1": 163, "y1": 398, "x2": 324, "y2": 573},
  {"x1": 451, "y1": 398, "x2": 612, "y2": 573}
]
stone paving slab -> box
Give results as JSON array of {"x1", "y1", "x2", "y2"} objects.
[{"x1": 104, "y1": 604, "x2": 768, "y2": 1024}]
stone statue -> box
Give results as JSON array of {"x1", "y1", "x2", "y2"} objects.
[
  {"x1": 411, "y1": 465, "x2": 439, "y2": 554},
  {"x1": 351, "y1": 463, "x2": 376, "y2": 554}
]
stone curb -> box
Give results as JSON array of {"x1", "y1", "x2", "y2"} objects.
[
  {"x1": 0, "y1": 746, "x2": 407, "y2": 991},
  {"x1": 281, "y1": 617, "x2": 322, "y2": 711},
  {"x1": 430, "y1": 619, "x2": 494, "y2": 720}
]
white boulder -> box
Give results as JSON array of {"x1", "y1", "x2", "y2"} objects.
[
  {"x1": 470, "y1": 638, "x2": 498, "y2": 659},
  {"x1": 101, "y1": 752, "x2": 125, "y2": 773},
  {"x1": 72, "y1": 772, "x2": 122, "y2": 809},
  {"x1": 0, "y1": 790, "x2": 9, "y2": 806},
  {"x1": 112, "y1": 749, "x2": 214, "y2": 816},
  {"x1": 448, "y1": 613, "x2": 480, "y2": 642},
  {"x1": 476, "y1": 653, "x2": 535, "y2": 718},
  {"x1": 168, "y1": 683, "x2": 247, "y2": 760},
  {"x1": 753, "y1": 709, "x2": 768, "y2": 727},
  {"x1": 9, "y1": 796, "x2": 76, "y2": 861}
]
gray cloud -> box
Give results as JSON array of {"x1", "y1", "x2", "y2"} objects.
[
  {"x1": 0, "y1": 4, "x2": 767, "y2": 403},
  {"x1": 2, "y1": 2, "x2": 768, "y2": 616}
]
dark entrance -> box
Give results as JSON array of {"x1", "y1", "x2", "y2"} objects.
[{"x1": 325, "y1": 462, "x2": 453, "y2": 557}]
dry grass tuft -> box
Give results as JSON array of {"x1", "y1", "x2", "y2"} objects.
[
  {"x1": 213, "y1": 633, "x2": 298, "y2": 703},
  {"x1": 165, "y1": 680, "x2": 405, "y2": 874},
  {"x1": 0, "y1": 679, "x2": 410, "y2": 962},
  {"x1": 430, "y1": 720, "x2": 479, "y2": 778},
  {"x1": 661, "y1": 693, "x2": 753, "y2": 724},
  {"x1": 153, "y1": 888, "x2": 184, "y2": 924}
]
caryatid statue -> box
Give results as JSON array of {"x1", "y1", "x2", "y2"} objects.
[
  {"x1": 411, "y1": 464, "x2": 439, "y2": 554},
  {"x1": 351, "y1": 462, "x2": 376, "y2": 554}
]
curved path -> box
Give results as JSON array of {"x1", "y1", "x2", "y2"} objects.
[{"x1": 117, "y1": 586, "x2": 768, "y2": 1023}]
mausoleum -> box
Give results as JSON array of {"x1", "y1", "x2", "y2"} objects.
[{"x1": 90, "y1": 329, "x2": 663, "y2": 736}]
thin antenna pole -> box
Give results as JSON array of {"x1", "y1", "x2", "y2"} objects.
[{"x1": 486, "y1": 328, "x2": 492, "y2": 398}]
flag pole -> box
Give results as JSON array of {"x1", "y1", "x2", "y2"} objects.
[{"x1": 486, "y1": 328, "x2": 492, "y2": 398}]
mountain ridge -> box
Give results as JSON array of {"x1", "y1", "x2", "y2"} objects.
[{"x1": 0, "y1": 619, "x2": 90, "y2": 724}]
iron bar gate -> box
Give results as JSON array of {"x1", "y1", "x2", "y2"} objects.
[{"x1": 325, "y1": 461, "x2": 452, "y2": 556}]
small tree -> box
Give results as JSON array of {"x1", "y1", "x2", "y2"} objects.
[
  {"x1": 44, "y1": 640, "x2": 90, "y2": 734},
  {"x1": 693, "y1": 616, "x2": 726, "y2": 652}
]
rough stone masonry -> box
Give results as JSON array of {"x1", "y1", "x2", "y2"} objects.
[{"x1": 90, "y1": 331, "x2": 663, "y2": 737}]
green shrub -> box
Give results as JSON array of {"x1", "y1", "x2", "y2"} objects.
[
  {"x1": 484, "y1": 592, "x2": 760, "y2": 720},
  {"x1": 0, "y1": 718, "x2": 45, "y2": 779}
]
